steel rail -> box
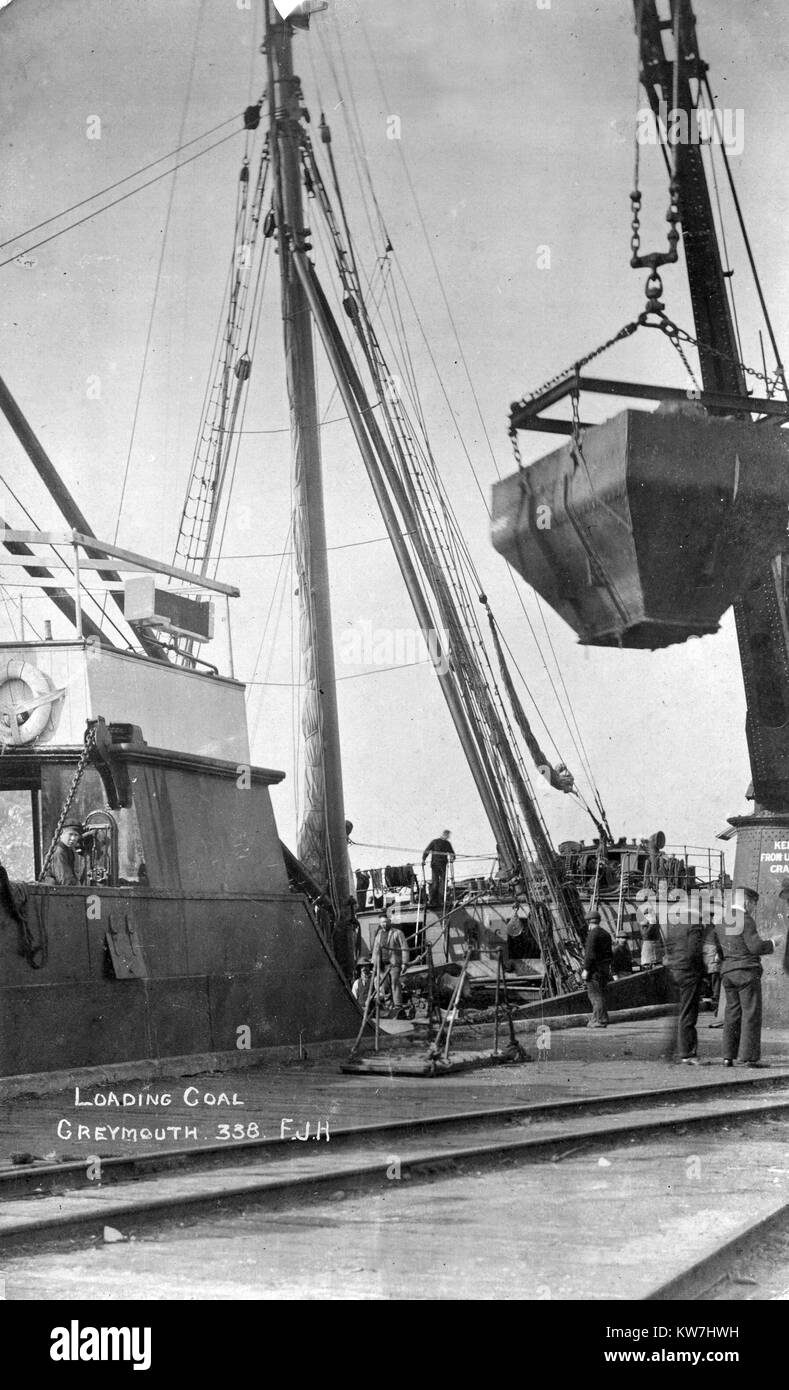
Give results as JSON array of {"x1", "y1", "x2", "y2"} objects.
[
  {"x1": 2, "y1": 1078, "x2": 788, "y2": 1245},
  {"x1": 642, "y1": 1197, "x2": 789, "y2": 1301},
  {"x1": 2, "y1": 1070, "x2": 788, "y2": 1200}
]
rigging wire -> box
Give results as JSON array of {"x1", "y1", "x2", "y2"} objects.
[
  {"x1": 396, "y1": 234, "x2": 606, "y2": 813},
  {"x1": 303, "y1": 126, "x2": 584, "y2": 896},
  {"x1": 699, "y1": 90, "x2": 744, "y2": 372},
  {"x1": 246, "y1": 657, "x2": 433, "y2": 686},
  {"x1": 290, "y1": 476, "x2": 300, "y2": 830},
  {"x1": 701, "y1": 73, "x2": 788, "y2": 398},
  {"x1": 328, "y1": 19, "x2": 392, "y2": 247},
  {"x1": 210, "y1": 531, "x2": 416, "y2": 562},
  {"x1": 172, "y1": 113, "x2": 271, "y2": 587},
  {"x1": 348, "y1": 11, "x2": 609, "y2": 817},
  {"x1": 246, "y1": 516, "x2": 294, "y2": 726},
  {"x1": 357, "y1": 15, "x2": 500, "y2": 480},
  {"x1": 210, "y1": 236, "x2": 273, "y2": 578},
  {"x1": 367, "y1": 240, "x2": 605, "y2": 808},
  {"x1": 0, "y1": 129, "x2": 242, "y2": 275},
  {"x1": 0, "y1": 114, "x2": 243, "y2": 254},
  {"x1": 314, "y1": 23, "x2": 388, "y2": 261},
  {"x1": 0, "y1": 585, "x2": 44, "y2": 641},
  {"x1": 310, "y1": 104, "x2": 604, "y2": 809},
  {"x1": 0, "y1": 587, "x2": 18, "y2": 639},
  {"x1": 112, "y1": 1, "x2": 209, "y2": 551},
  {"x1": 230, "y1": 403, "x2": 382, "y2": 434},
  {"x1": 305, "y1": 135, "x2": 552, "y2": 811},
  {"x1": 0, "y1": 475, "x2": 134, "y2": 649}
]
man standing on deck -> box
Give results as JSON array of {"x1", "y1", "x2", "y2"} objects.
[
  {"x1": 372, "y1": 911, "x2": 410, "y2": 1010},
  {"x1": 42, "y1": 822, "x2": 83, "y2": 886},
  {"x1": 422, "y1": 830, "x2": 455, "y2": 908},
  {"x1": 581, "y1": 910, "x2": 613, "y2": 1027},
  {"x1": 714, "y1": 887, "x2": 775, "y2": 1068}
]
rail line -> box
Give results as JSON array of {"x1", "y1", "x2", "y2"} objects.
[
  {"x1": 2, "y1": 1070, "x2": 789, "y2": 1203},
  {"x1": 2, "y1": 1072, "x2": 789, "y2": 1263},
  {"x1": 644, "y1": 1201, "x2": 789, "y2": 1301}
]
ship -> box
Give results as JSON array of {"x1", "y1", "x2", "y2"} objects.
[
  {"x1": 3, "y1": 0, "x2": 765, "y2": 1085},
  {"x1": 0, "y1": 1, "x2": 592, "y2": 1081}
]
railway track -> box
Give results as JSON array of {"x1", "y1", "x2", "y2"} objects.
[
  {"x1": 646, "y1": 1202, "x2": 789, "y2": 1301},
  {"x1": 3, "y1": 1072, "x2": 789, "y2": 1294}
]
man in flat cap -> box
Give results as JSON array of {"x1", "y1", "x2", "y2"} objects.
[
  {"x1": 714, "y1": 886, "x2": 775, "y2": 1068},
  {"x1": 43, "y1": 821, "x2": 83, "y2": 886},
  {"x1": 581, "y1": 909, "x2": 613, "y2": 1028}
]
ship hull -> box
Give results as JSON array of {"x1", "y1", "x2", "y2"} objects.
[{"x1": 1, "y1": 885, "x2": 360, "y2": 1079}]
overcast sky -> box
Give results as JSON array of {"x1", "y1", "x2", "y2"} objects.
[{"x1": 2, "y1": 0, "x2": 788, "y2": 874}]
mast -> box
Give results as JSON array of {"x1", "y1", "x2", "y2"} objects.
[{"x1": 265, "y1": 1, "x2": 353, "y2": 975}]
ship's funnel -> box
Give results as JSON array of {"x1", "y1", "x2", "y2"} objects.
[{"x1": 491, "y1": 407, "x2": 789, "y2": 650}]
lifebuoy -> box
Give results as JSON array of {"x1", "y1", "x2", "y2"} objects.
[{"x1": 0, "y1": 659, "x2": 57, "y2": 746}]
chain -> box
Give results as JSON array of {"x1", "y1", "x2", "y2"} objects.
[
  {"x1": 509, "y1": 428, "x2": 523, "y2": 471},
  {"x1": 629, "y1": 186, "x2": 680, "y2": 277},
  {"x1": 37, "y1": 725, "x2": 97, "y2": 883},
  {"x1": 512, "y1": 320, "x2": 641, "y2": 413},
  {"x1": 570, "y1": 381, "x2": 582, "y2": 441},
  {"x1": 642, "y1": 310, "x2": 785, "y2": 396},
  {"x1": 669, "y1": 334, "x2": 701, "y2": 392},
  {"x1": 629, "y1": 0, "x2": 679, "y2": 278},
  {"x1": 659, "y1": 318, "x2": 701, "y2": 392}
]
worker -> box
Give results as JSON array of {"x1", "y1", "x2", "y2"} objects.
[
  {"x1": 639, "y1": 919, "x2": 663, "y2": 970},
  {"x1": 372, "y1": 911, "x2": 410, "y2": 1010},
  {"x1": 581, "y1": 910, "x2": 613, "y2": 1028},
  {"x1": 422, "y1": 830, "x2": 455, "y2": 909},
  {"x1": 351, "y1": 959, "x2": 373, "y2": 1010},
  {"x1": 714, "y1": 887, "x2": 775, "y2": 1068},
  {"x1": 611, "y1": 938, "x2": 633, "y2": 978},
  {"x1": 702, "y1": 920, "x2": 722, "y2": 1014},
  {"x1": 42, "y1": 821, "x2": 83, "y2": 886},
  {"x1": 664, "y1": 912, "x2": 705, "y2": 1063}
]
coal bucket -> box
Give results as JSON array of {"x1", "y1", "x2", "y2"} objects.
[{"x1": 491, "y1": 407, "x2": 789, "y2": 649}]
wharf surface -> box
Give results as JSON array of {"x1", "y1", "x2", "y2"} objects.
[{"x1": 3, "y1": 1011, "x2": 789, "y2": 1168}]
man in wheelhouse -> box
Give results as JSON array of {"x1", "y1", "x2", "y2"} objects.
[{"x1": 42, "y1": 821, "x2": 84, "y2": 886}]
